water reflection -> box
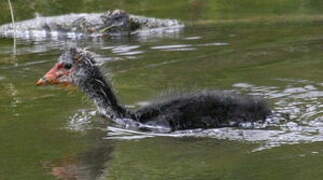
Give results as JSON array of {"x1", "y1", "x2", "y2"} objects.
[
  {"x1": 150, "y1": 42, "x2": 229, "y2": 51},
  {"x1": 0, "y1": 32, "x2": 230, "y2": 70},
  {"x1": 1, "y1": 82, "x2": 21, "y2": 117},
  {"x1": 43, "y1": 130, "x2": 113, "y2": 180}
]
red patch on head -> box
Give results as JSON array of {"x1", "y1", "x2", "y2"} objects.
[{"x1": 36, "y1": 63, "x2": 73, "y2": 86}]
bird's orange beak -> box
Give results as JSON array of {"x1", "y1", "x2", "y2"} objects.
[{"x1": 36, "y1": 63, "x2": 64, "y2": 86}]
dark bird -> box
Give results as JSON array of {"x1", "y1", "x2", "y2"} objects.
[{"x1": 36, "y1": 48, "x2": 271, "y2": 132}]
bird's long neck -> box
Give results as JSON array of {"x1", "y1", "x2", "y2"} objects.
[{"x1": 80, "y1": 71, "x2": 131, "y2": 120}]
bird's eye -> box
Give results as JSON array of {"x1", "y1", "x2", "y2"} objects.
[{"x1": 64, "y1": 64, "x2": 72, "y2": 69}]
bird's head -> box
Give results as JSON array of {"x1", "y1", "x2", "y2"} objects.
[{"x1": 36, "y1": 47, "x2": 99, "y2": 87}]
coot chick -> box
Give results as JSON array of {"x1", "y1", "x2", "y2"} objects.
[{"x1": 36, "y1": 48, "x2": 271, "y2": 132}]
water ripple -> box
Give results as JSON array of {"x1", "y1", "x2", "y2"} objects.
[
  {"x1": 102, "y1": 80, "x2": 323, "y2": 151},
  {"x1": 150, "y1": 42, "x2": 229, "y2": 52},
  {"x1": 151, "y1": 44, "x2": 192, "y2": 50},
  {"x1": 197, "y1": 42, "x2": 229, "y2": 46},
  {"x1": 184, "y1": 36, "x2": 202, "y2": 40}
]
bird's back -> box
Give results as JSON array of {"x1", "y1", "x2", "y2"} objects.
[{"x1": 135, "y1": 90, "x2": 271, "y2": 131}]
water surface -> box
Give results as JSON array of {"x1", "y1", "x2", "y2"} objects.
[{"x1": 2, "y1": 0, "x2": 323, "y2": 179}]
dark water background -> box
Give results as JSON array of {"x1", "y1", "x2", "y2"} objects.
[{"x1": 2, "y1": 0, "x2": 323, "y2": 179}]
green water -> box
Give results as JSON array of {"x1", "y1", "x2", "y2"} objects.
[{"x1": 2, "y1": 0, "x2": 323, "y2": 179}]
